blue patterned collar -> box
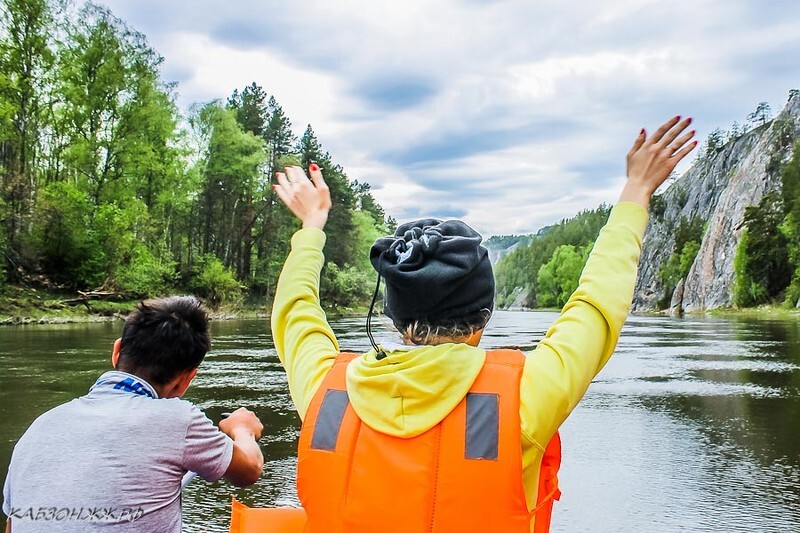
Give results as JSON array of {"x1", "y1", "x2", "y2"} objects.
[{"x1": 89, "y1": 371, "x2": 159, "y2": 399}]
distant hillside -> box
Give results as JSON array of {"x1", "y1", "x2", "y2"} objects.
[
  {"x1": 493, "y1": 206, "x2": 611, "y2": 309},
  {"x1": 484, "y1": 235, "x2": 533, "y2": 265}
]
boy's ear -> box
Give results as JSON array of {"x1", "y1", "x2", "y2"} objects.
[
  {"x1": 112, "y1": 338, "x2": 122, "y2": 368},
  {"x1": 170, "y1": 368, "x2": 198, "y2": 398}
]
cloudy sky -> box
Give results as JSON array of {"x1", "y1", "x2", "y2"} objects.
[{"x1": 100, "y1": 0, "x2": 800, "y2": 237}]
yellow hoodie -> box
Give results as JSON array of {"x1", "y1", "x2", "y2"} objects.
[{"x1": 271, "y1": 201, "x2": 648, "y2": 510}]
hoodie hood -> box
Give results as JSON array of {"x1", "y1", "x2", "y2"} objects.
[{"x1": 345, "y1": 343, "x2": 485, "y2": 438}]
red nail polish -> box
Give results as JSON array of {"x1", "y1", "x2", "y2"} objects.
[
  {"x1": 310, "y1": 163, "x2": 320, "y2": 172},
  {"x1": 675, "y1": 115, "x2": 681, "y2": 121},
  {"x1": 686, "y1": 117, "x2": 693, "y2": 124},
  {"x1": 641, "y1": 128, "x2": 645, "y2": 135}
]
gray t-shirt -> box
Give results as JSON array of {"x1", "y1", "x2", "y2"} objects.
[{"x1": 2, "y1": 371, "x2": 233, "y2": 532}]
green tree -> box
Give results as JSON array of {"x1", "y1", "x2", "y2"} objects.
[
  {"x1": 191, "y1": 101, "x2": 265, "y2": 279},
  {"x1": 734, "y1": 192, "x2": 791, "y2": 306},
  {"x1": 29, "y1": 181, "x2": 99, "y2": 286},
  {"x1": 57, "y1": 5, "x2": 170, "y2": 205},
  {"x1": 536, "y1": 244, "x2": 588, "y2": 308},
  {"x1": 656, "y1": 215, "x2": 704, "y2": 308},
  {"x1": 227, "y1": 83, "x2": 271, "y2": 282},
  {"x1": 0, "y1": 0, "x2": 56, "y2": 275},
  {"x1": 727, "y1": 121, "x2": 743, "y2": 143},
  {"x1": 779, "y1": 141, "x2": 800, "y2": 304},
  {"x1": 747, "y1": 101, "x2": 772, "y2": 128},
  {"x1": 704, "y1": 128, "x2": 725, "y2": 154},
  {"x1": 254, "y1": 93, "x2": 296, "y2": 297},
  {"x1": 298, "y1": 125, "x2": 357, "y2": 267}
]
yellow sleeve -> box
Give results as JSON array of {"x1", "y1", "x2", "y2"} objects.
[
  {"x1": 520, "y1": 202, "x2": 649, "y2": 448},
  {"x1": 271, "y1": 228, "x2": 340, "y2": 420}
]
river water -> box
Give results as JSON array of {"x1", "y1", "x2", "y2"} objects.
[{"x1": 1, "y1": 311, "x2": 800, "y2": 532}]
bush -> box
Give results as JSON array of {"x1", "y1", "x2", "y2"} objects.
[
  {"x1": 657, "y1": 215, "x2": 704, "y2": 308},
  {"x1": 321, "y1": 262, "x2": 374, "y2": 309},
  {"x1": 114, "y1": 244, "x2": 176, "y2": 297},
  {"x1": 734, "y1": 230, "x2": 774, "y2": 307},
  {"x1": 536, "y1": 244, "x2": 589, "y2": 308},
  {"x1": 650, "y1": 194, "x2": 666, "y2": 221},
  {"x1": 30, "y1": 181, "x2": 102, "y2": 287},
  {"x1": 191, "y1": 255, "x2": 243, "y2": 308},
  {"x1": 733, "y1": 193, "x2": 791, "y2": 307}
]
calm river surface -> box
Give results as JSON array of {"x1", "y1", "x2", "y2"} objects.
[{"x1": 2, "y1": 310, "x2": 800, "y2": 532}]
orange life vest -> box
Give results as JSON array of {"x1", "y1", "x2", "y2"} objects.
[{"x1": 297, "y1": 349, "x2": 562, "y2": 533}]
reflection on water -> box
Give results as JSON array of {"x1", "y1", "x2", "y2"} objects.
[{"x1": 2, "y1": 312, "x2": 800, "y2": 531}]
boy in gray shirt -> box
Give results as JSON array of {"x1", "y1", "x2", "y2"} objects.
[{"x1": 2, "y1": 296, "x2": 264, "y2": 532}]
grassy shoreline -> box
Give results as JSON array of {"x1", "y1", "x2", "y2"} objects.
[
  {"x1": 0, "y1": 285, "x2": 370, "y2": 326},
  {"x1": 4, "y1": 285, "x2": 800, "y2": 326}
]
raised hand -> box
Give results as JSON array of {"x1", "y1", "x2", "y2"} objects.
[
  {"x1": 621, "y1": 116, "x2": 697, "y2": 208},
  {"x1": 274, "y1": 164, "x2": 332, "y2": 230}
]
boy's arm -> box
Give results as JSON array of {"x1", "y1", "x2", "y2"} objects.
[
  {"x1": 182, "y1": 407, "x2": 259, "y2": 486},
  {"x1": 271, "y1": 165, "x2": 339, "y2": 419},
  {"x1": 3, "y1": 467, "x2": 11, "y2": 533},
  {"x1": 520, "y1": 116, "x2": 697, "y2": 446},
  {"x1": 219, "y1": 408, "x2": 265, "y2": 487}
]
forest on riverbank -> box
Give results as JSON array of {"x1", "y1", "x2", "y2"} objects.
[{"x1": 0, "y1": 0, "x2": 392, "y2": 318}]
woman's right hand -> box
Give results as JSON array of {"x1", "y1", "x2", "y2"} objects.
[
  {"x1": 620, "y1": 116, "x2": 697, "y2": 208},
  {"x1": 274, "y1": 164, "x2": 332, "y2": 230}
]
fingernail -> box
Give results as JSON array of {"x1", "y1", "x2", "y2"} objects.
[
  {"x1": 675, "y1": 115, "x2": 681, "y2": 121},
  {"x1": 641, "y1": 128, "x2": 646, "y2": 135},
  {"x1": 686, "y1": 117, "x2": 693, "y2": 124},
  {"x1": 690, "y1": 129, "x2": 696, "y2": 136},
  {"x1": 310, "y1": 163, "x2": 320, "y2": 172}
]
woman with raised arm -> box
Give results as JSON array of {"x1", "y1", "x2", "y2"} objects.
[{"x1": 271, "y1": 117, "x2": 696, "y2": 533}]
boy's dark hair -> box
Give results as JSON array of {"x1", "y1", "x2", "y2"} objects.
[{"x1": 117, "y1": 296, "x2": 211, "y2": 386}]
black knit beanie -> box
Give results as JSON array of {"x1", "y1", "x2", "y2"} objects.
[{"x1": 370, "y1": 218, "x2": 494, "y2": 324}]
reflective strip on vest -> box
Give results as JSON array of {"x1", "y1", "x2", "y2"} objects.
[
  {"x1": 310, "y1": 389, "x2": 502, "y2": 459},
  {"x1": 465, "y1": 392, "x2": 499, "y2": 460},
  {"x1": 310, "y1": 389, "x2": 349, "y2": 451}
]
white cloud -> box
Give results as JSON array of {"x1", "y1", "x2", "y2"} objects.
[{"x1": 100, "y1": 0, "x2": 800, "y2": 236}]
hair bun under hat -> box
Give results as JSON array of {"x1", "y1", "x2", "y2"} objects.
[{"x1": 370, "y1": 218, "x2": 494, "y2": 323}]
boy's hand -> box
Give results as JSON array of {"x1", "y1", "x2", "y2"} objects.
[
  {"x1": 274, "y1": 164, "x2": 332, "y2": 230},
  {"x1": 219, "y1": 407, "x2": 263, "y2": 440},
  {"x1": 620, "y1": 116, "x2": 697, "y2": 208},
  {"x1": 220, "y1": 407, "x2": 265, "y2": 487}
]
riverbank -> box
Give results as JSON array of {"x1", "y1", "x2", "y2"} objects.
[
  {"x1": 0, "y1": 285, "x2": 369, "y2": 325},
  {"x1": 5, "y1": 284, "x2": 799, "y2": 326},
  {"x1": 707, "y1": 304, "x2": 800, "y2": 319},
  {"x1": 0, "y1": 285, "x2": 267, "y2": 325}
]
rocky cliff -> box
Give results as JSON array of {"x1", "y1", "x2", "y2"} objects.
[{"x1": 632, "y1": 92, "x2": 800, "y2": 313}]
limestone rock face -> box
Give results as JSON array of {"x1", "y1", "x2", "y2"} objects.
[{"x1": 633, "y1": 92, "x2": 800, "y2": 312}]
